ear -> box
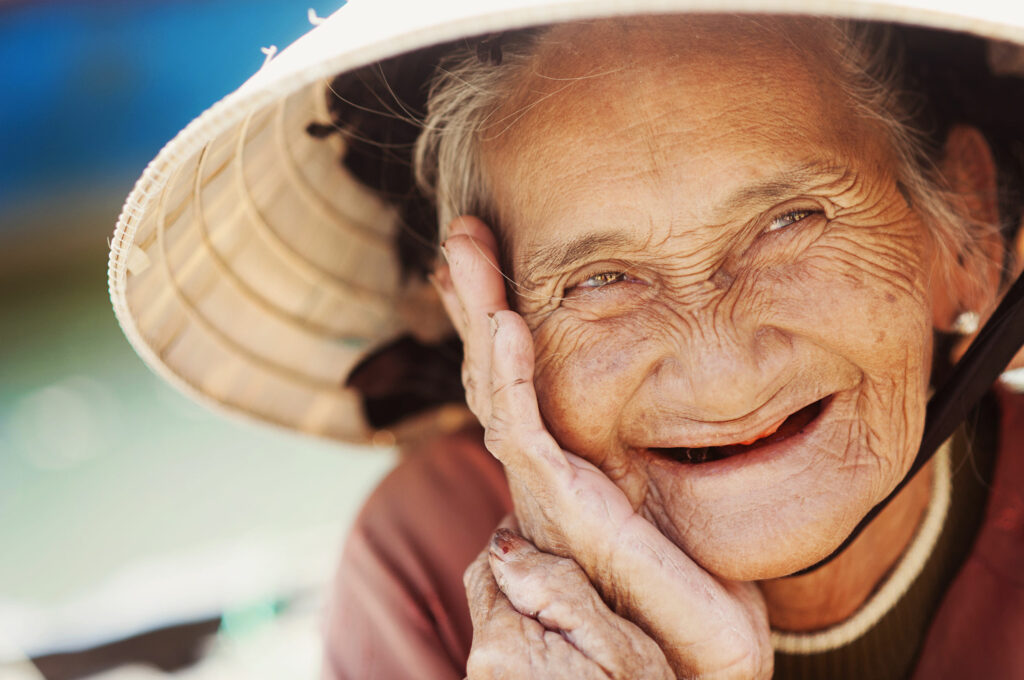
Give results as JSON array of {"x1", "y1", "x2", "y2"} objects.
[{"x1": 930, "y1": 125, "x2": 1003, "y2": 332}]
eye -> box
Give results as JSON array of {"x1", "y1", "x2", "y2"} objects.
[
  {"x1": 575, "y1": 271, "x2": 627, "y2": 289},
  {"x1": 765, "y1": 209, "x2": 819, "y2": 233},
  {"x1": 562, "y1": 267, "x2": 648, "y2": 304}
]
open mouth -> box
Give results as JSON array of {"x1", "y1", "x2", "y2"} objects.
[{"x1": 650, "y1": 396, "x2": 830, "y2": 464}]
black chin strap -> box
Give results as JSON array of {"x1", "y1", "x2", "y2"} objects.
[{"x1": 791, "y1": 270, "x2": 1024, "y2": 577}]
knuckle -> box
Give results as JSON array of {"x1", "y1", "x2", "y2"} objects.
[
  {"x1": 515, "y1": 570, "x2": 550, "y2": 603},
  {"x1": 538, "y1": 598, "x2": 577, "y2": 628},
  {"x1": 483, "y1": 420, "x2": 513, "y2": 455},
  {"x1": 461, "y1": 362, "x2": 492, "y2": 422},
  {"x1": 482, "y1": 427, "x2": 500, "y2": 452},
  {"x1": 485, "y1": 412, "x2": 533, "y2": 449},
  {"x1": 483, "y1": 425, "x2": 529, "y2": 468},
  {"x1": 490, "y1": 376, "x2": 528, "y2": 400},
  {"x1": 461, "y1": 363, "x2": 478, "y2": 397}
]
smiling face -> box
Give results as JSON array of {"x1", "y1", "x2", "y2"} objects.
[{"x1": 479, "y1": 16, "x2": 941, "y2": 579}]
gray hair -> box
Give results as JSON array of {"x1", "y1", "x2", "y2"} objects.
[
  {"x1": 413, "y1": 29, "x2": 545, "y2": 240},
  {"x1": 413, "y1": 19, "x2": 996, "y2": 300}
]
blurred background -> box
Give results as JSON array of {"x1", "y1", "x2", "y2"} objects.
[{"x1": 0, "y1": 1, "x2": 398, "y2": 677}]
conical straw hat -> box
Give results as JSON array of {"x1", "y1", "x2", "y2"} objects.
[{"x1": 108, "y1": 0, "x2": 1024, "y2": 445}]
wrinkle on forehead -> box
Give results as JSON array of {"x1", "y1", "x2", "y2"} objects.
[
  {"x1": 485, "y1": 14, "x2": 850, "y2": 147},
  {"x1": 481, "y1": 16, "x2": 874, "y2": 250}
]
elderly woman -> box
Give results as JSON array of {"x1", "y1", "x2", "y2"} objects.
[
  {"x1": 108, "y1": 3, "x2": 1024, "y2": 679},
  {"x1": 326, "y1": 15, "x2": 1024, "y2": 680}
]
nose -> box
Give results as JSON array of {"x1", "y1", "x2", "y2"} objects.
[{"x1": 646, "y1": 322, "x2": 793, "y2": 424}]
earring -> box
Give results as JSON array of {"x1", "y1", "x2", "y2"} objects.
[
  {"x1": 1002, "y1": 367, "x2": 1024, "y2": 393},
  {"x1": 952, "y1": 310, "x2": 980, "y2": 335}
]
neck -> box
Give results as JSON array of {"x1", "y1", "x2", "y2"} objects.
[{"x1": 759, "y1": 458, "x2": 935, "y2": 631}]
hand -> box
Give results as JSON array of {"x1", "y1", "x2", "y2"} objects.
[
  {"x1": 436, "y1": 217, "x2": 772, "y2": 679},
  {"x1": 464, "y1": 524, "x2": 673, "y2": 680},
  {"x1": 434, "y1": 217, "x2": 508, "y2": 426}
]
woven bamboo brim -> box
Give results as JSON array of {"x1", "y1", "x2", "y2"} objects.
[{"x1": 108, "y1": 0, "x2": 1024, "y2": 445}]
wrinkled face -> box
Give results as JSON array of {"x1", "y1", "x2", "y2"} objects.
[{"x1": 483, "y1": 16, "x2": 938, "y2": 579}]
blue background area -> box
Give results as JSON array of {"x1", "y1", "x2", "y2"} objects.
[
  {"x1": 0, "y1": 3, "x2": 402, "y2": 666},
  {"x1": 0, "y1": 0, "x2": 339, "y2": 214}
]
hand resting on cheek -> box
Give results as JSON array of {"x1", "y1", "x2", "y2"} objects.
[{"x1": 436, "y1": 217, "x2": 773, "y2": 680}]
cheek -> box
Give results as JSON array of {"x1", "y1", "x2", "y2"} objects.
[
  {"x1": 766, "y1": 229, "x2": 932, "y2": 375},
  {"x1": 758, "y1": 230, "x2": 933, "y2": 469},
  {"x1": 531, "y1": 317, "x2": 650, "y2": 456}
]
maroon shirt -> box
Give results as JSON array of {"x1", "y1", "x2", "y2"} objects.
[
  {"x1": 321, "y1": 426, "x2": 510, "y2": 679},
  {"x1": 322, "y1": 390, "x2": 1024, "y2": 679},
  {"x1": 912, "y1": 387, "x2": 1024, "y2": 678}
]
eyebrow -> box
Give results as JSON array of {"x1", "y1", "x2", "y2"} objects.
[
  {"x1": 720, "y1": 161, "x2": 845, "y2": 213},
  {"x1": 518, "y1": 231, "x2": 635, "y2": 284}
]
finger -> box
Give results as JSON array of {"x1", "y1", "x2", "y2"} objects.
[
  {"x1": 488, "y1": 529, "x2": 673, "y2": 680},
  {"x1": 467, "y1": 628, "x2": 609, "y2": 680},
  {"x1": 444, "y1": 216, "x2": 509, "y2": 424},
  {"x1": 448, "y1": 214, "x2": 500, "y2": 254},
  {"x1": 485, "y1": 309, "x2": 571, "y2": 480},
  {"x1": 430, "y1": 264, "x2": 465, "y2": 340},
  {"x1": 464, "y1": 547, "x2": 609, "y2": 680},
  {"x1": 433, "y1": 212, "x2": 501, "y2": 338},
  {"x1": 497, "y1": 513, "x2": 520, "y2": 533},
  {"x1": 431, "y1": 264, "x2": 481, "y2": 420}
]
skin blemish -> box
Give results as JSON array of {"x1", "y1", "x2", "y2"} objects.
[{"x1": 710, "y1": 267, "x2": 735, "y2": 290}]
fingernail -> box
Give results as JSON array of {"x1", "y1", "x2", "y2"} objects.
[
  {"x1": 488, "y1": 312, "x2": 499, "y2": 337},
  {"x1": 490, "y1": 528, "x2": 524, "y2": 560}
]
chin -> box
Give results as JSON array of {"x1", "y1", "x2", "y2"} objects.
[
  {"x1": 650, "y1": 464, "x2": 885, "y2": 582},
  {"x1": 675, "y1": 517, "x2": 852, "y2": 581}
]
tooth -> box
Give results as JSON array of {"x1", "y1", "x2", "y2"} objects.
[{"x1": 686, "y1": 448, "x2": 708, "y2": 464}]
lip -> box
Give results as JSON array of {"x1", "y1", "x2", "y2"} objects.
[
  {"x1": 641, "y1": 388, "x2": 835, "y2": 448},
  {"x1": 641, "y1": 393, "x2": 836, "y2": 469}
]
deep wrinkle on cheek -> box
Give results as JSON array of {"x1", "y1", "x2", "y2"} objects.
[
  {"x1": 775, "y1": 243, "x2": 929, "y2": 474},
  {"x1": 533, "y1": 310, "x2": 647, "y2": 408}
]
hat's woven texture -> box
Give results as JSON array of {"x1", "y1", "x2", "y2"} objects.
[
  {"x1": 109, "y1": 0, "x2": 1024, "y2": 445},
  {"x1": 115, "y1": 81, "x2": 411, "y2": 441}
]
